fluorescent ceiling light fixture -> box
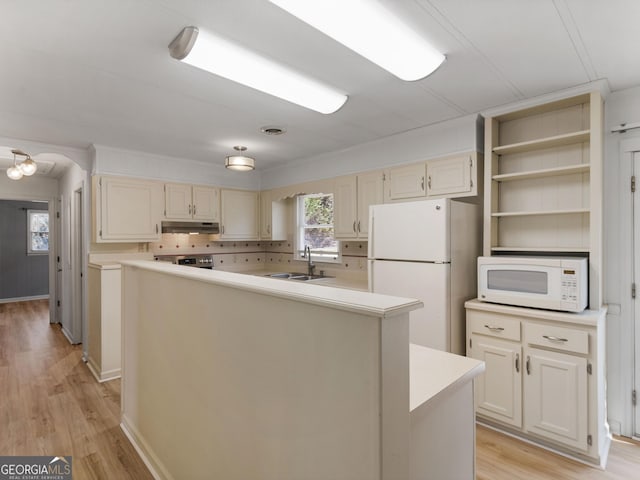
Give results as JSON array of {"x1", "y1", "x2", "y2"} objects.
[
  {"x1": 269, "y1": 0, "x2": 445, "y2": 81},
  {"x1": 168, "y1": 26, "x2": 347, "y2": 114}
]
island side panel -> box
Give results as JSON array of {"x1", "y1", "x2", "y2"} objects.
[{"x1": 121, "y1": 266, "x2": 386, "y2": 480}]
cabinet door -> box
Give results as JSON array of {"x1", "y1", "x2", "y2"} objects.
[
  {"x1": 426, "y1": 155, "x2": 471, "y2": 197},
  {"x1": 334, "y1": 175, "x2": 358, "y2": 239},
  {"x1": 386, "y1": 163, "x2": 426, "y2": 200},
  {"x1": 164, "y1": 183, "x2": 192, "y2": 220},
  {"x1": 470, "y1": 334, "x2": 522, "y2": 428},
  {"x1": 260, "y1": 192, "x2": 273, "y2": 239},
  {"x1": 99, "y1": 177, "x2": 162, "y2": 241},
  {"x1": 192, "y1": 186, "x2": 219, "y2": 222},
  {"x1": 524, "y1": 347, "x2": 588, "y2": 451},
  {"x1": 356, "y1": 171, "x2": 383, "y2": 237},
  {"x1": 220, "y1": 189, "x2": 259, "y2": 240}
]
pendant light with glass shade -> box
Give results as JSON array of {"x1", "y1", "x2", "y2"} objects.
[
  {"x1": 225, "y1": 146, "x2": 255, "y2": 171},
  {"x1": 6, "y1": 149, "x2": 37, "y2": 180}
]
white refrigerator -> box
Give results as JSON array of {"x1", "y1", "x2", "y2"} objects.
[{"x1": 368, "y1": 199, "x2": 480, "y2": 354}]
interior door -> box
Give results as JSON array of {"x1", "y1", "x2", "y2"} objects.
[
  {"x1": 634, "y1": 151, "x2": 640, "y2": 437},
  {"x1": 56, "y1": 196, "x2": 63, "y2": 324}
]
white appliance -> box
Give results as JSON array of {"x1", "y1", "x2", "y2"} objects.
[
  {"x1": 477, "y1": 256, "x2": 588, "y2": 312},
  {"x1": 368, "y1": 199, "x2": 480, "y2": 354}
]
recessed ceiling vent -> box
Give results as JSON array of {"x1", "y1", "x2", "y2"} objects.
[{"x1": 260, "y1": 126, "x2": 286, "y2": 136}]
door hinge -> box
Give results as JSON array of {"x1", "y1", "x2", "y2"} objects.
[
  {"x1": 382, "y1": 173, "x2": 386, "y2": 181},
  {"x1": 632, "y1": 175, "x2": 636, "y2": 193},
  {"x1": 587, "y1": 363, "x2": 592, "y2": 375},
  {"x1": 469, "y1": 157, "x2": 473, "y2": 167},
  {"x1": 57, "y1": 300, "x2": 60, "y2": 307},
  {"x1": 587, "y1": 435, "x2": 592, "y2": 446},
  {"x1": 99, "y1": 229, "x2": 102, "y2": 237},
  {"x1": 56, "y1": 211, "x2": 60, "y2": 219},
  {"x1": 633, "y1": 389, "x2": 637, "y2": 406},
  {"x1": 99, "y1": 177, "x2": 102, "y2": 187},
  {"x1": 633, "y1": 283, "x2": 636, "y2": 299}
]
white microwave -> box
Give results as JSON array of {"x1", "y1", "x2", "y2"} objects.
[{"x1": 477, "y1": 256, "x2": 588, "y2": 313}]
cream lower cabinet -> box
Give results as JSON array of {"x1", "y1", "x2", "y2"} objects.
[
  {"x1": 220, "y1": 189, "x2": 259, "y2": 240},
  {"x1": 466, "y1": 299, "x2": 609, "y2": 466},
  {"x1": 93, "y1": 175, "x2": 163, "y2": 242}
]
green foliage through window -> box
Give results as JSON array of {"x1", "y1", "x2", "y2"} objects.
[{"x1": 297, "y1": 193, "x2": 340, "y2": 261}]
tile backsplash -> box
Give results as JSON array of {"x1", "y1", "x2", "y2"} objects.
[{"x1": 149, "y1": 234, "x2": 368, "y2": 277}]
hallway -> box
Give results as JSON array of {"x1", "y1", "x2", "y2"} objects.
[{"x1": 0, "y1": 300, "x2": 151, "y2": 479}]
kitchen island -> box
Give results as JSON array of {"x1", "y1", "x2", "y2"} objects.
[{"x1": 120, "y1": 260, "x2": 484, "y2": 480}]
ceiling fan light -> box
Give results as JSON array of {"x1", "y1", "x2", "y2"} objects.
[
  {"x1": 7, "y1": 165, "x2": 24, "y2": 180},
  {"x1": 269, "y1": 0, "x2": 445, "y2": 81},
  {"x1": 19, "y1": 157, "x2": 37, "y2": 176},
  {"x1": 169, "y1": 26, "x2": 348, "y2": 114},
  {"x1": 225, "y1": 155, "x2": 255, "y2": 171}
]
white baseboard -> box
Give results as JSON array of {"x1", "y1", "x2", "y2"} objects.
[
  {"x1": 120, "y1": 416, "x2": 172, "y2": 480},
  {"x1": 0, "y1": 294, "x2": 49, "y2": 304},
  {"x1": 86, "y1": 357, "x2": 121, "y2": 383}
]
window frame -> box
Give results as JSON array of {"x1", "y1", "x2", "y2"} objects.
[
  {"x1": 294, "y1": 193, "x2": 341, "y2": 264},
  {"x1": 27, "y1": 209, "x2": 49, "y2": 255}
]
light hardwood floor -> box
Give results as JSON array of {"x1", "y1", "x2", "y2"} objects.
[
  {"x1": 476, "y1": 421, "x2": 640, "y2": 479},
  {"x1": 3, "y1": 300, "x2": 640, "y2": 479},
  {"x1": 0, "y1": 300, "x2": 152, "y2": 479}
]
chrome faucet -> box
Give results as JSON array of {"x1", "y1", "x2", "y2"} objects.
[{"x1": 305, "y1": 245, "x2": 316, "y2": 276}]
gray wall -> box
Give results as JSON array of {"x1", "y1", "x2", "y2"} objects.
[{"x1": 0, "y1": 200, "x2": 49, "y2": 300}]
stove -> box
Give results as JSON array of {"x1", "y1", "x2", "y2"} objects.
[{"x1": 154, "y1": 254, "x2": 214, "y2": 269}]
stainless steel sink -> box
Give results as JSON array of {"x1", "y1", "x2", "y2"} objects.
[{"x1": 265, "y1": 272, "x2": 332, "y2": 281}]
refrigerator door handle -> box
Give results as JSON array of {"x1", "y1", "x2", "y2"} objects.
[{"x1": 367, "y1": 260, "x2": 373, "y2": 292}]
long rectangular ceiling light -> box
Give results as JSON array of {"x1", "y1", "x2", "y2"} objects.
[
  {"x1": 169, "y1": 26, "x2": 347, "y2": 114},
  {"x1": 269, "y1": 0, "x2": 445, "y2": 81}
]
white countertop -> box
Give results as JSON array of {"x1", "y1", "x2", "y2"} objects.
[
  {"x1": 409, "y1": 343, "x2": 484, "y2": 414},
  {"x1": 465, "y1": 298, "x2": 607, "y2": 326},
  {"x1": 121, "y1": 260, "x2": 421, "y2": 319}
]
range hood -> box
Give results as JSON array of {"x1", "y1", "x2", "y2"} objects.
[{"x1": 161, "y1": 221, "x2": 219, "y2": 234}]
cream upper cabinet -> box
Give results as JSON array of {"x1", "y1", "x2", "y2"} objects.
[
  {"x1": 334, "y1": 172, "x2": 383, "y2": 239},
  {"x1": 220, "y1": 189, "x2": 259, "y2": 240},
  {"x1": 385, "y1": 163, "x2": 426, "y2": 202},
  {"x1": 260, "y1": 191, "x2": 287, "y2": 241},
  {"x1": 426, "y1": 155, "x2": 473, "y2": 197},
  {"x1": 164, "y1": 183, "x2": 219, "y2": 222},
  {"x1": 93, "y1": 176, "x2": 162, "y2": 242},
  {"x1": 465, "y1": 300, "x2": 608, "y2": 467}
]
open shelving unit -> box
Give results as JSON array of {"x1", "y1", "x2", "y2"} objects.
[{"x1": 484, "y1": 92, "x2": 604, "y2": 307}]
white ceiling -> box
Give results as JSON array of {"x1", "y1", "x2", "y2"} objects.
[{"x1": 0, "y1": 0, "x2": 638, "y2": 174}]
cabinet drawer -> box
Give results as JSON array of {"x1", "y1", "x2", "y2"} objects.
[
  {"x1": 468, "y1": 310, "x2": 521, "y2": 341},
  {"x1": 524, "y1": 323, "x2": 588, "y2": 355}
]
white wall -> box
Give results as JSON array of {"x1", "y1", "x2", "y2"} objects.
[
  {"x1": 92, "y1": 144, "x2": 260, "y2": 190},
  {"x1": 603, "y1": 85, "x2": 640, "y2": 435},
  {"x1": 260, "y1": 114, "x2": 482, "y2": 189}
]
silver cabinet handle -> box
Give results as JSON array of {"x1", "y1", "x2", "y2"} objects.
[
  {"x1": 188, "y1": 204, "x2": 192, "y2": 215},
  {"x1": 543, "y1": 335, "x2": 569, "y2": 343},
  {"x1": 353, "y1": 221, "x2": 357, "y2": 233},
  {"x1": 267, "y1": 224, "x2": 270, "y2": 234},
  {"x1": 357, "y1": 220, "x2": 361, "y2": 232},
  {"x1": 221, "y1": 225, "x2": 225, "y2": 234},
  {"x1": 515, "y1": 353, "x2": 520, "y2": 373},
  {"x1": 155, "y1": 224, "x2": 159, "y2": 234},
  {"x1": 193, "y1": 204, "x2": 196, "y2": 215},
  {"x1": 526, "y1": 356, "x2": 531, "y2": 375},
  {"x1": 484, "y1": 325, "x2": 505, "y2": 332},
  {"x1": 421, "y1": 176, "x2": 425, "y2": 191},
  {"x1": 428, "y1": 175, "x2": 432, "y2": 189}
]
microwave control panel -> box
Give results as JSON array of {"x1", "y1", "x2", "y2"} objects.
[{"x1": 561, "y1": 269, "x2": 578, "y2": 304}]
